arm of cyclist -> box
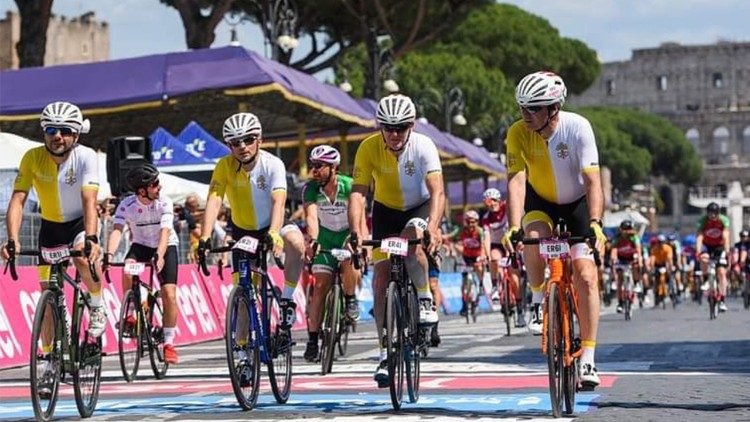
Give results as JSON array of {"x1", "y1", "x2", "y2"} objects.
[
  {"x1": 303, "y1": 199, "x2": 320, "y2": 260},
  {"x1": 348, "y1": 184, "x2": 368, "y2": 249},
  {"x1": 582, "y1": 170, "x2": 605, "y2": 250},
  {"x1": 502, "y1": 170, "x2": 526, "y2": 250},
  {"x1": 81, "y1": 187, "x2": 101, "y2": 261},
  {"x1": 268, "y1": 189, "x2": 286, "y2": 256},
  {"x1": 2, "y1": 190, "x2": 27, "y2": 260},
  {"x1": 199, "y1": 194, "x2": 222, "y2": 257},
  {"x1": 425, "y1": 172, "x2": 445, "y2": 255},
  {"x1": 723, "y1": 227, "x2": 731, "y2": 256},
  {"x1": 105, "y1": 223, "x2": 125, "y2": 269}
]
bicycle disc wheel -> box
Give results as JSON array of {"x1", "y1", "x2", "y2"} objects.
[
  {"x1": 225, "y1": 286, "x2": 260, "y2": 410},
  {"x1": 546, "y1": 283, "x2": 563, "y2": 418},
  {"x1": 503, "y1": 278, "x2": 512, "y2": 336},
  {"x1": 73, "y1": 298, "x2": 102, "y2": 418},
  {"x1": 267, "y1": 290, "x2": 293, "y2": 404},
  {"x1": 30, "y1": 290, "x2": 61, "y2": 422},
  {"x1": 386, "y1": 282, "x2": 404, "y2": 410},
  {"x1": 147, "y1": 291, "x2": 168, "y2": 379},
  {"x1": 118, "y1": 290, "x2": 141, "y2": 382},
  {"x1": 320, "y1": 284, "x2": 339, "y2": 375},
  {"x1": 563, "y1": 290, "x2": 578, "y2": 415},
  {"x1": 405, "y1": 286, "x2": 421, "y2": 404}
]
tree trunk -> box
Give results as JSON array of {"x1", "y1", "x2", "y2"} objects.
[
  {"x1": 171, "y1": 0, "x2": 235, "y2": 50},
  {"x1": 14, "y1": 0, "x2": 53, "y2": 68}
]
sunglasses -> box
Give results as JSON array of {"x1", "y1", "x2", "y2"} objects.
[
  {"x1": 520, "y1": 105, "x2": 545, "y2": 114},
  {"x1": 382, "y1": 123, "x2": 411, "y2": 133},
  {"x1": 466, "y1": 219, "x2": 478, "y2": 224},
  {"x1": 227, "y1": 135, "x2": 260, "y2": 148},
  {"x1": 149, "y1": 179, "x2": 160, "y2": 188},
  {"x1": 309, "y1": 161, "x2": 330, "y2": 170},
  {"x1": 44, "y1": 126, "x2": 76, "y2": 136}
]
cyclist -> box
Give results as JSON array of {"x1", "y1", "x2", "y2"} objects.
[
  {"x1": 731, "y1": 229, "x2": 750, "y2": 291},
  {"x1": 666, "y1": 233, "x2": 684, "y2": 296},
  {"x1": 454, "y1": 210, "x2": 487, "y2": 316},
  {"x1": 104, "y1": 164, "x2": 180, "y2": 364},
  {"x1": 2, "y1": 101, "x2": 105, "y2": 338},
  {"x1": 502, "y1": 71, "x2": 604, "y2": 388},
  {"x1": 348, "y1": 93, "x2": 444, "y2": 387},
  {"x1": 609, "y1": 220, "x2": 643, "y2": 313},
  {"x1": 695, "y1": 202, "x2": 730, "y2": 312},
  {"x1": 301, "y1": 145, "x2": 362, "y2": 362},
  {"x1": 650, "y1": 234, "x2": 674, "y2": 306},
  {"x1": 198, "y1": 112, "x2": 306, "y2": 333}
]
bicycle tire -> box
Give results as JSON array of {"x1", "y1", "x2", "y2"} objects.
[
  {"x1": 386, "y1": 281, "x2": 404, "y2": 410},
  {"x1": 546, "y1": 283, "x2": 563, "y2": 418},
  {"x1": 320, "y1": 284, "x2": 339, "y2": 375},
  {"x1": 118, "y1": 290, "x2": 141, "y2": 382},
  {"x1": 147, "y1": 291, "x2": 168, "y2": 379},
  {"x1": 502, "y1": 276, "x2": 512, "y2": 336},
  {"x1": 708, "y1": 293, "x2": 717, "y2": 320},
  {"x1": 30, "y1": 289, "x2": 61, "y2": 422},
  {"x1": 267, "y1": 288, "x2": 293, "y2": 404},
  {"x1": 338, "y1": 318, "x2": 351, "y2": 356},
  {"x1": 563, "y1": 290, "x2": 578, "y2": 415},
  {"x1": 624, "y1": 293, "x2": 632, "y2": 321},
  {"x1": 225, "y1": 286, "x2": 261, "y2": 410},
  {"x1": 405, "y1": 284, "x2": 421, "y2": 404},
  {"x1": 72, "y1": 295, "x2": 102, "y2": 418}
]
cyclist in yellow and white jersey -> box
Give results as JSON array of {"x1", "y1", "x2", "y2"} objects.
[
  {"x1": 502, "y1": 71, "x2": 605, "y2": 389},
  {"x1": 349, "y1": 94, "x2": 445, "y2": 387},
  {"x1": 199, "y1": 112, "x2": 306, "y2": 333}
]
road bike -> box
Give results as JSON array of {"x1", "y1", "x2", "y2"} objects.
[
  {"x1": 199, "y1": 235, "x2": 292, "y2": 410},
  {"x1": 104, "y1": 257, "x2": 168, "y2": 382},
  {"x1": 615, "y1": 262, "x2": 636, "y2": 320},
  {"x1": 5, "y1": 240, "x2": 103, "y2": 421},
  {"x1": 457, "y1": 260, "x2": 481, "y2": 324}
]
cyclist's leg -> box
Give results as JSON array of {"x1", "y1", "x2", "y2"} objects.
[
  {"x1": 306, "y1": 258, "x2": 333, "y2": 361},
  {"x1": 340, "y1": 259, "x2": 360, "y2": 320},
  {"x1": 158, "y1": 245, "x2": 180, "y2": 363},
  {"x1": 401, "y1": 219, "x2": 437, "y2": 324},
  {"x1": 489, "y1": 248, "x2": 503, "y2": 303},
  {"x1": 428, "y1": 262, "x2": 442, "y2": 345},
  {"x1": 521, "y1": 211, "x2": 553, "y2": 335},
  {"x1": 280, "y1": 224, "x2": 305, "y2": 326},
  {"x1": 63, "y1": 220, "x2": 106, "y2": 338}
]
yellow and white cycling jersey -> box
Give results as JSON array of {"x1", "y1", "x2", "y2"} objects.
[
  {"x1": 506, "y1": 111, "x2": 599, "y2": 204},
  {"x1": 208, "y1": 149, "x2": 286, "y2": 231},
  {"x1": 14, "y1": 144, "x2": 99, "y2": 223},
  {"x1": 352, "y1": 131, "x2": 442, "y2": 211}
]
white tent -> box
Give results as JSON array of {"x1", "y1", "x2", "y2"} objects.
[
  {"x1": 603, "y1": 209, "x2": 650, "y2": 229},
  {"x1": 0, "y1": 132, "x2": 43, "y2": 170}
]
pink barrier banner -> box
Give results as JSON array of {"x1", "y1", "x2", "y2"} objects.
[{"x1": 0, "y1": 264, "x2": 224, "y2": 369}]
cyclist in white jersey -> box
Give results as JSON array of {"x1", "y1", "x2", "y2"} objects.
[{"x1": 104, "y1": 164, "x2": 181, "y2": 364}]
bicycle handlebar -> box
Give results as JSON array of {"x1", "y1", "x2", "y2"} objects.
[
  {"x1": 520, "y1": 235, "x2": 602, "y2": 267},
  {"x1": 198, "y1": 237, "x2": 284, "y2": 277},
  {"x1": 3, "y1": 239, "x2": 102, "y2": 283},
  {"x1": 104, "y1": 255, "x2": 159, "y2": 285}
]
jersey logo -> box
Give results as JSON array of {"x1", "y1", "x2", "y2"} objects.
[
  {"x1": 556, "y1": 142, "x2": 569, "y2": 159},
  {"x1": 404, "y1": 160, "x2": 416, "y2": 176},
  {"x1": 256, "y1": 175, "x2": 268, "y2": 191},
  {"x1": 64, "y1": 166, "x2": 77, "y2": 185}
]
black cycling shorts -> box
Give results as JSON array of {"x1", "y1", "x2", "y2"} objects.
[
  {"x1": 371, "y1": 200, "x2": 430, "y2": 241},
  {"x1": 522, "y1": 184, "x2": 590, "y2": 237},
  {"x1": 125, "y1": 243, "x2": 179, "y2": 284},
  {"x1": 39, "y1": 217, "x2": 85, "y2": 248}
]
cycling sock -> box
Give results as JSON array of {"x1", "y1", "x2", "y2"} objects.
[
  {"x1": 89, "y1": 291, "x2": 102, "y2": 308},
  {"x1": 308, "y1": 331, "x2": 318, "y2": 343},
  {"x1": 282, "y1": 281, "x2": 297, "y2": 300},
  {"x1": 164, "y1": 327, "x2": 176, "y2": 345},
  {"x1": 581, "y1": 339, "x2": 596, "y2": 364},
  {"x1": 417, "y1": 285, "x2": 432, "y2": 301},
  {"x1": 531, "y1": 284, "x2": 545, "y2": 304}
]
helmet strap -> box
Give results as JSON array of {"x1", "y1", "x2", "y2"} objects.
[
  {"x1": 535, "y1": 105, "x2": 560, "y2": 135},
  {"x1": 384, "y1": 128, "x2": 411, "y2": 153}
]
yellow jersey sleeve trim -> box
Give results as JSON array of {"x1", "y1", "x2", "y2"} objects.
[
  {"x1": 582, "y1": 166, "x2": 600, "y2": 174},
  {"x1": 81, "y1": 185, "x2": 99, "y2": 191}
]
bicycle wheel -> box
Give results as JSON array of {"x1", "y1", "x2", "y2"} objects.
[
  {"x1": 502, "y1": 277, "x2": 512, "y2": 336},
  {"x1": 338, "y1": 314, "x2": 351, "y2": 357},
  {"x1": 320, "y1": 284, "x2": 339, "y2": 375},
  {"x1": 386, "y1": 282, "x2": 404, "y2": 410},
  {"x1": 624, "y1": 291, "x2": 632, "y2": 321},
  {"x1": 405, "y1": 285, "x2": 421, "y2": 404},
  {"x1": 118, "y1": 290, "x2": 141, "y2": 382},
  {"x1": 225, "y1": 286, "x2": 260, "y2": 410},
  {"x1": 708, "y1": 292, "x2": 717, "y2": 320},
  {"x1": 546, "y1": 283, "x2": 563, "y2": 418},
  {"x1": 147, "y1": 291, "x2": 168, "y2": 379},
  {"x1": 30, "y1": 290, "x2": 62, "y2": 422},
  {"x1": 563, "y1": 290, "x2": 578, "y2": 415},
  {"x1": 72, "y1": 296, "x2": 102, "y2": 418},
  {"x1": 267, "y1": 290, "x2": 293, "y2": 404}
]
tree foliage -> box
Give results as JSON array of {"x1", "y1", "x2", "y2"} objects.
[
  {"x1": 577, "y1": 106, "x2": 703, "y2": 190},
  {"x1": 160, "y1": 0, "x2": 236, "y2": 49},
  {"x1": 14, "y1": 0, "x2": 54, "y2": 68}
]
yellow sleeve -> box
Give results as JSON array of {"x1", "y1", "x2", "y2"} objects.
[
  {"x1": 208, "y1": 158, "x2": 228, "y2": 199},
  {"x1": 14, "y1": 149, "x2": 34, "y2": 192},
  {"x1": 506, "y1": 122, "x2": 525, "y2": 174},
  {"x1": 352, "y1": 137, "x2": 374, "y2": 187}
]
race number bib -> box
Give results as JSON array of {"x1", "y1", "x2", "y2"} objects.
[
  {"x1": 40, "y1": 246, "x2": 70, "y2": 264},
  {"x1": 538, "y1": 240, "x2": 570, "y2": 259},
  {"x1": 498, "y1": 257, "x2": 511, "y2": 267},
  {"x1": 381, "y1": 237, "x2": 409, "y2": 257},
  {"x1": 233, "y1": 236, "x2": 259, "y2": 254},
  {"x1": 124, "y1": 262, "x2": 146, "y2": 276}
]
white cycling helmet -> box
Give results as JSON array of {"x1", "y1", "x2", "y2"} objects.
[
  {"x1": 309, "y1": 145, "x2": 341, "y2": 165},
  {"x1": 515, "y1": 71, "x2": 567, "y2": 107},
  {"x1": 222, "y1": 112, "x2": 262, "y2": 142},
  {"x1": 376, "y1": 94, "x2": 416, "y2": 125},
  {"x1": 483, "y1": 188, "x2": 502, "y2": 201},
  {"x1": 465, "y1": 210, "x2": 480, "y2": 221},
  {"x1": 40, "y1": 101, "x2": 90, "y2": 134}
]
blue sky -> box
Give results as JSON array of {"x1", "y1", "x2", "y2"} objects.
[{"x1": 1, "y1": 0, "x2": 748, "y2": 65}]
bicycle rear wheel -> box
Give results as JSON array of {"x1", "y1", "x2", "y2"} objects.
[
  {"x1": 118, "y1": 290, "x2": 141, "y2": 382},
  {"x1": 147, "y1": 290, "x2": 168, "y2": 379},
  {"x1": 563, "y1": 290, "x2": 578, "y2": 415},
  {"x1": 73, "y1": 297, "x2": 102, "y2": 418},
  {"x1": 502, "y1": 277, "x2": 512, "y2": 336},
  {"x1": 405, "y1": 285, "x2": 421, "y2": 404},
  {"x1": 267, "y1": 288, "x2": 293, "y2": 404},
  {"x1": 225, "y1": 286, "x2": 260, "y2": 410},
  {"x1": 386, "y1": 282, "x2": 404, "y2": 410},
  {"x1": 30, "y1": 290, "x2": 62, "y2": 422},
  {"x1": 320, "y1": 284, "x2": 340, "y2": 375},
  {"x1": 546, "y1": 283, "x2": 563, "y2": 418},
  {"x1": 708, "y1": 292, "x2": 717, "y2": 320}
]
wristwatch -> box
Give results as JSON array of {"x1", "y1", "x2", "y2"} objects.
[
  {"x1": 590, "y1": 218, "x2": 603, "y2": 227},
  {"x1": 85, "y1": 234, "x2": 99, "y2": 244}
]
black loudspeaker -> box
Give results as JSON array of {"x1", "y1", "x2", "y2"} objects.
[{"x1": 106, "y1": 136, "x2": 152, "y2": 197}]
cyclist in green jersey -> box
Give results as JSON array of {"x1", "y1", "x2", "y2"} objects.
[{"x1": 302, "y1": 146, "x2": 365, "y2": 362}]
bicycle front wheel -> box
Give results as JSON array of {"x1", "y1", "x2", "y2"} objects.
[
  {"x1": 386, "y1": 282, "x2": 404, "y2": 410},
  {"x1": 502, "y1": 277, "x2": 512, "y2": 336},
  {"x1": 118, "y1": 290, "x2": 141, "y2": 382},
  {"x1": 546, "y1": 283, "x2": 563, "y2": 418},
  {"x1": 147, "y1": 291, "x2": 168, "y2": 379},
  {"x1": 73, "y1": 297, "x2": 103, "y2": 418},
  {"x1": 267, "y1": 287, "x2": 293, "y2": 404},
  {"x1": 405, "y1": 285, "x2": 421, "y2": 404},
  {"x1": 225, "y1": 286, "x2": 260, "y2": 410},
  {"x1": 320, "y1": 284, "x2": 340, "y2": 375},
  {"x1": 563, "y1": 290, "x2": 578, "y2": 415},
  {"x1": 30, "y1": 289, "x2": 62, "y2": 422}
]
